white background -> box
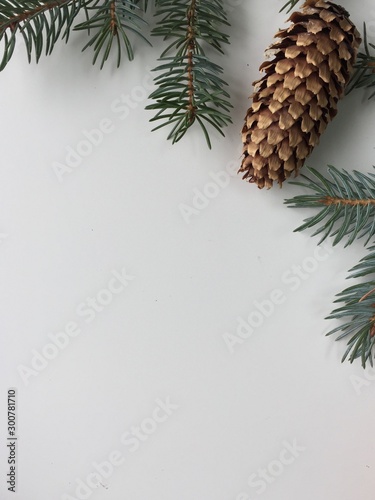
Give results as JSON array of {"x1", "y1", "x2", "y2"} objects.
[{"x1": 1, "y1": 1, "x2": 375, "y2": 499}]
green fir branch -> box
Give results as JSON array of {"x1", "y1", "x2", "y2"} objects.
[
  {"x1": 327, "y1": 247, "x2": 375, "y2": 367},
  {"x1": 146, "y1": 0, "x2": 232, "y2": 148},
  {"x1": 347, "y1": 23, "x2": 375, "y2": 100},
  {"x1": 285, "y1": 166, "x2": 375, "y2": 247},
  {"x1": 0, "y1": 0, "x2": 86, "y2": 71},
  {"x1": 286, "y1": 166, "x2": 375, "y2": 367},
  {"x1": 74, "y1": 0, "x2": 150, "y2": 68}
]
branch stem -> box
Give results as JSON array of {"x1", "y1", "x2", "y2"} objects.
[
  {"x1": 1, "y1": 0, "x2": 73, "y2": 32},
  {"x1": 359, "y1": 287, "x2": 375, "y2": 303},
  {"x1": 110, "y1": 1, "x2": 117, "y2": 35},
  {"x1": 321, "y1": 196, "x2": 375, "y2": 207},
  {"x1": 186, "y1": 0, "x2": 197, "y2": 123}
]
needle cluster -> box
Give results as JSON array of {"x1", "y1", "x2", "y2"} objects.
[
  {"x1": 0, "y1": 0, "x2": 231, "y2": 146},
  {"x1": 0, "y1": 0, "x2": 85, "y2": 70},
  {"x1": 286, "y1": 167, "x2": 375, "y2": 367},
  {"x1": 74, "y1": 0, "x2": 149, "y2": 68},
  {"x1": 146, "y1": 0, "x2": 232, "y2": 147}
]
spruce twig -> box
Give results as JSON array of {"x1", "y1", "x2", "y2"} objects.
[
  {"x1": 146, "y1": 0, "x2": 232, "y2": 148},
  {"x1": 285, "y1": 166, "x2": 375, "y2": 367},
  {"x1": 327, "y1": 248, "x2": 375, "y2": 367},
  {"x1": 74, "y1": 0, "x2": 150, "y2": 68},
  {"x1": 285, "y1": 166, "x2": 375, "y2": 247},
  {"x1": 0, "y1": 0, "x2": 86, "y2": 71}
]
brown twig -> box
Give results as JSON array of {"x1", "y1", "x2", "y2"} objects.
[
  {"x1": 110, "y1": 1, "x2": 117, "y2": 35},
  {"x1": 359, "y1": 287, "x2": 375, "y2": 303},
  {"x1": 1, "y1": 0, "x2": 72, "y2": 32},
  {"x1": 186, "y1": 0, "x2": 197, "y2": 124},
  {"x1": 321, "y1": 196, "x2": 375, "y2": 207}
]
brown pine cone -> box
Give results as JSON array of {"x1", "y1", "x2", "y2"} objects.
[{"x1": 240, "y1": 0, "x2": 361, "y2": 189}]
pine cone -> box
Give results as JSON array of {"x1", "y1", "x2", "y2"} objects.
[{"x1": 240, "y1": 0, "x2": 361, "y2": 189}]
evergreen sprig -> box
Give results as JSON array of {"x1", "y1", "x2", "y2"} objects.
[
  {"x1": 327, "y1": 248, "x2": 375, "y2": 367},
  {"x1": 347, "y1": 23, "x2": 375, "y2": 100},
  {"x1": 285, "y1": 166, "x2": 375, "y2": 247},
  {"x1": 74, "y1": 0, "x2": 149, "y2": 68},
  {"x1": 146, "y1": 0, "x2": 232, "y2": 148},
  {"x1": 285, "y1": 166, "x2": 375, "y2": 367},
  {"x1": 0, "y1": 0, "x2": 85, "y2": 71}
]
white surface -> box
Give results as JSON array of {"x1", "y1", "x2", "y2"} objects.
[{"x1": 1, "y1": 1, "x2": 375, "y2": 499}]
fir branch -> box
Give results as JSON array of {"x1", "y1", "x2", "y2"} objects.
[
  {"x1": 280, "y1": 0, "x2": 300, "y2": 13},
  {"x1": 286, "y1": 166, "x2": 375, "y2": 366},
  {"x1": 146, "y1": 0, "x2": 232, "y2": 148},
  {"x1": 347, "y1": 23, "x2": 375, "y2": 99},
  {"x1": 285, "y1": 166, "x2": 375, "y2": 247},
  {"x1": 327, "y1": 247, "x2": 375, "y2": 367},
  {"x1": 0, "y1": 0, "x2": 86, "y2": 71},
  {"x1": 74, "y1": 0, "x2": 149, "y2": 68}
]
